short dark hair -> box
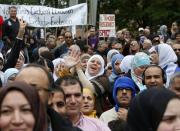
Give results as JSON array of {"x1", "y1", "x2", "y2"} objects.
[
  {"x1": 50, "y1": 85, "x2": 66, "y2": 102},
  {"x1": 142, "y1": 65, "x2": 167, "y2": 85},
  {"x1": 9, "y1": 6, "x2": 17, "y2": 10},
  {"x1": 55, "y1": 75, "x2": 83, "y2": 92}
]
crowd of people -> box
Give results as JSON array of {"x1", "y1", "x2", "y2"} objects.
[{"x1": 0, "y1": 6, "x2": 180, "y2": 131}]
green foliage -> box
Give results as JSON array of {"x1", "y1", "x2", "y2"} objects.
[{"x1": 99, "y1": 0, "x2": 180, "y2": 31}]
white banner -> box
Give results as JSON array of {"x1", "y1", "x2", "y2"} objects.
[
  {"x1": 99, "y1": 14, "x2": 116, "y2": 37},
  {"x1": 0, "y1": 3, "x2": 87, "y2": 27}
]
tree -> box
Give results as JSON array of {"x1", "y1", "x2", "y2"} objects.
[{"x1": 99, "y1": 0, "x2": 180, "y2": 31}]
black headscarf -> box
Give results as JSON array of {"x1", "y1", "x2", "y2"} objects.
[
  {"x1": 126, "y1": 88, "x2": 179, "y2": 131},
  {"x1": 0, "y1": 81, "x2": 47, "y2": 131}
]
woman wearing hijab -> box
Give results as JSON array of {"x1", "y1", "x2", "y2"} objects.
[
  {"x1": 106, "y1": 49, "x2": 119, "y2": 64},
  {"x1": 3, "y1": 68, "x2": 19, "y2": 85},
  {"x1": 159, "y1": 25, "x2": 169, "y2": 43},
  {"x1": 52, "y1": 58, "x2": 70, "y2": 81},
  {"x1": 81, "y1": 88, "x2": 97, "y2": 118},
  {"x1": 120, "y1": 55, "x2": 134, "y2": 73},
  {"x1": 0, "y1": 81, "x2": 47, "y2": 131},
  {"x1": 76, "y1": 54, "x2": 112, "y2": 116},
  {"x1": 109, "y1": 53, "x2": 124, "y2": 88},
  {"x1": 85, "y1": 54, "x2": 105, "y2": 80},
  {"x1": 126, "y1": 88, "x2": 180, "y2": 131},
  {"x1": 108, "y1": 54, "x2": 124, "y2": 104},
  {"x1": 149, "y1": 43, "x2": 179, "y2": 86},
  {"x1": 126, "y1": 52, "x2": 151, "y2": 92}
]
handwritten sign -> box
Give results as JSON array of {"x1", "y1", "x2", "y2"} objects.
[{"x1": 99, "y1": 14, "x2": 116, "y2": 37}]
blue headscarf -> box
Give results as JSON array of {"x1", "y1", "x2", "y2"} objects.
[
  {"x1": 131, "y1": 52, "x2": 151, "y2": 70},
  {"x1": 111, "y1": 53, "x2": 124, "y2": 74},
  {"x1": 113, "y1": 76, "x2": 136, "y2": 112},
  {"x1": 109, "y1": 53, "x2": 124, "y2": 83}
]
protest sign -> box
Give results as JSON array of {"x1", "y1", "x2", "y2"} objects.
[
  {"x1": 0, "y1": 3, "x2": 87, "y2": 27},
  {"x1": 99, "y1": 14, "x2": 116, "y2": 37}
]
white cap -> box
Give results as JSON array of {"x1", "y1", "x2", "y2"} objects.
[{"x1": 138, "y1": 27, "x2": 144, "y2": 32}]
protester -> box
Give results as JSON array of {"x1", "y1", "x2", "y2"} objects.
[
  {"x1": 171, "y1": 41, "x2": 180, "y2": 57},
  {"x1": 80, "y1": 53, "x2": 91, "y2": 72},
  {"x1": 81, "y1": 88, "x2": 97, "y2": 118},
  {"x1": 126, "y1": 88, "x2": 180, "y2": 131},
  {"x1": 126, "y1": 52, "x2": 151, "y2": 92},
  {"x1": 169, "y1": 72, "x2": 180, "y2": 97},
  {"x1": 100, "y1": 76, "x2": 136, "y2": 124},
  {"x1": 3, "y1": 68, "x2": 19, "y2": 85},
  {"x1": 54, "y1": 31, "x2": 74, "y2": 58},
  {"x1": 56, "y1": 75, "x2": 111, "y2": 131},
  {"x1": 149, "y1": 43, "x2": 179, "y2": 86},
  {"x1": 48, "y1": 86, "x2": 67, "y2": 117},
  {"x1": 120, "y1": 55, "x2": 134, "y2": 73},
  {"x1": 109, "y1": 53, "x2": 124, "y2": 87},
  {"x1": 142, "y1": 65, "x2": 166, "y2": 89},
  {"x1": 88, "y1": 26, "x2": 99, "y2": 50},
  {"x1": 129, "y1": 40, "x2": 140, "y2": 55},
  {"x1": 2, "y1": 6, "x2": 20, "y2": 51},
  {"x1": 1, "y1": 19, "x2": 26, "y2": 72},
  {"x1": 15, "y1": 64, "x2": 81, "y2": 131},
  {"x1": 170, "y1": 21, "x2": 179, "y2": 39},
  {"x1": 0, "y1": 81, "x2": 47, "y2": 131},
  {"x1": 159, "y1": 25, "x2": 169, "y2": 43},
  {"x1": 142, "y1": 39, "x2": 152, "y2": 51},
  {"x1": 106, "y1": 49, "x2": 119, "y2": 64}
]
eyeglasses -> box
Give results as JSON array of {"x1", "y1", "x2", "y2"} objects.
[{"x1": 174, "y1": 49, "x2": 180, "y2": 51}]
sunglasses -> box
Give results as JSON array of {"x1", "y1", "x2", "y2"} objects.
[{"x1": 174, "y1": 49, "x2": 180, "y2": 51}]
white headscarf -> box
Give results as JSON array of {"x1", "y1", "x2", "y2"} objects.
[
  {"x1": 106, "y1": 49, "x2": 119, "y2": 63},
  {"x1": 156, "y1": 44, "x2": 178, "y2": 86},
  {"x1": 52, "y1": 58, "x2": 65, "y2": 81},
  {"x1": 157, "y1": 44, "x2": 177, "y2": 68},
  {"x1": 120, "y1": 55, "x2": 134, "y2": 73},
  {"x1": 85, "y1": 55, "x2": 105, "y2": 80},
  {"x1": 3, "y1": 68, "x2": 19, "y2": 85}
]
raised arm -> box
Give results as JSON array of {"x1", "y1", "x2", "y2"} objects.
[{"x1": 3, "y1": 19, "x2": 27, "y2": 71}]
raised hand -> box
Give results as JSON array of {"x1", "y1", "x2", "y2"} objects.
[
  {"x1": 64, "y1": 47, "x2": 81, "y2": 68},
  {"x1": 17, "y1": 19, "x2": 27, "y2": 39}
]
